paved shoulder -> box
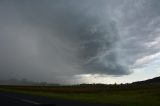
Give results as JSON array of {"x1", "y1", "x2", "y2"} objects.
[{"x1": 0, "y1": 92, "x2": 116, "y2": 106}]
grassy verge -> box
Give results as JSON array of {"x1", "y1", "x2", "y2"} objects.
[{"x1": 0, "y1": 85, "x2": 160, "y2": 106}]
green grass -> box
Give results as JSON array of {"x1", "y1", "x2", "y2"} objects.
[{"x1": 0, "y1": 84, "x2": 160, "y2": 106}]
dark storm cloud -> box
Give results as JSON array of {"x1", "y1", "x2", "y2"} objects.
[{"x1": 0, "y1": 0, "x2": 160, "y2": 83}]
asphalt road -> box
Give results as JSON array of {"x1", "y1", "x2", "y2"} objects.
[{"x1": 0, "y1": 92, "x2": 116, "y2": 106}]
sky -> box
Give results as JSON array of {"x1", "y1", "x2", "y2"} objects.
[{"x1": 0, "y1": 0, "x2": 160, "y2": 84}]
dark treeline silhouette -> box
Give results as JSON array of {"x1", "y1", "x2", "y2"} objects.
[
  {"x1": 0, "y1": 76, "x2": 160, "y2": 88},
  {"x1": 0, "y1": 76, "x2": 160, "y2": 94}
]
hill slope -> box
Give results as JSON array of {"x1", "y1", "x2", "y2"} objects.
[{"x1": 133, "y1": 76, "x2": 160, "y2": 84}]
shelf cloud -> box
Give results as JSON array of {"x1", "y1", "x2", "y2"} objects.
[{"x1": 0, "y1": 0, "x2": 160, "y2": 83}]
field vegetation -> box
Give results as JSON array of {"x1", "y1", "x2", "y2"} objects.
[{"x1": 0, "y1": 83, "x2": 160, "y2": 106}]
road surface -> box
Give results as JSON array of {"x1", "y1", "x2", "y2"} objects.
[{"x1": 0, "y1": 92, "x2": 116, "y2": 106}]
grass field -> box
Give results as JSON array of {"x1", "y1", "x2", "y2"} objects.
[{"x1": 0, "y1": 84, "x2": 160, "y2": 106}]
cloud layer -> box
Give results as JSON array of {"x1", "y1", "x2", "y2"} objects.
[{"x1": 0, "y1": 0, "x2": 160, "y2": 83}]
